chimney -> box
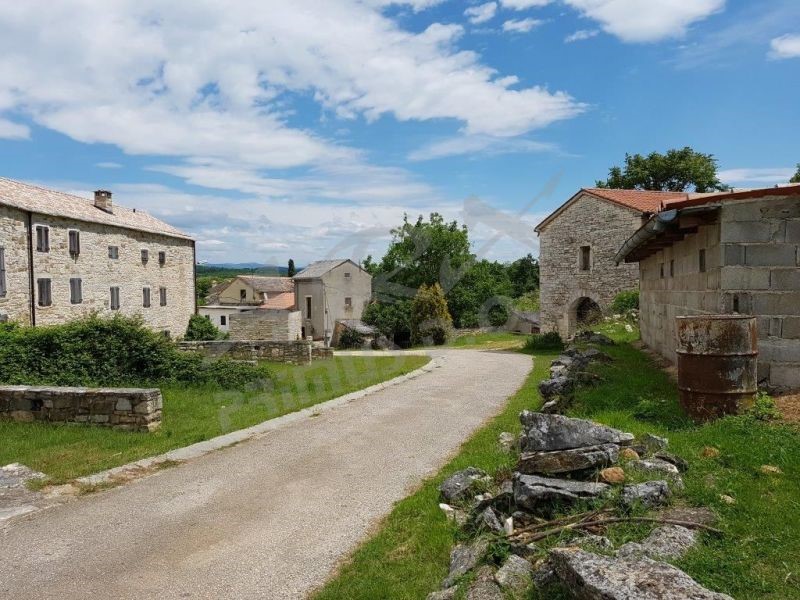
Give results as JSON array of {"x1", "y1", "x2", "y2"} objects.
[{"x1": 94, "y1": 190, "x2": 113, "y2": 213}]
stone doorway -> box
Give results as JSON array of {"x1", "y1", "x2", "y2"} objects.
[{"x1": 575, "y1": 297, "x2": 602, "y2": 326}]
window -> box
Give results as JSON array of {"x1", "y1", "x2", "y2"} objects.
[
  {"x1": 305, "y1": 296, "x2": 312, "y2": 319},
  {"x1": 143, "y1": 287, "x2": 151, "y2": 308},
  {"x1": 579, "y1": 246, "x2": 591, "y2": 271},
  {"x1": 35, "y1": 226, "x2": 49, "y2": 252},
  {"x1": 69, "y1": 278, "x2": 82, "y2": 304},
  {"x1": 37, "y1": 278, "x2": 52, "y2": 306},
  {"x1": 0, "y1": 247, "x2": 6, "y2": 297},
  {"x1": 699, "y1": 249, "x2": 707, "y2": 273},
  {"x1": 110, "y1": 287, "x2": 120, "y2": 310},
  {"x1": 68, "y1": 230, "x2": 80, "y2": 257},
  {"x1": 660, "y1": 263, "x2": 665, "y2": 279},
  {"x1": 158, "y1": 251, "x2": 166, "y2": 266},
  {"x1": 669, "y1": 260, "x2": 675, "y2": 278},
  {"x1": 344, "y1": 272, "x2": 351, "y2": 279},
  {"x1": 141, "y1": 249, "x2": 149, "y2": 264},
  {"x1": 240, "y1": 289, "x2": 247, "y2": 301},
  {"x1": 220, "y1": 315, "x2": 227, "y2": 326},
  {"x1": 344, "y1": 297, "x2": 352, "y2": 309},
  {"x1": 159, "y1": 287, "x2": 167, "y2": 306},
  {"x1": 108, "y1": 245, "x2": 119, "y2": 259}
]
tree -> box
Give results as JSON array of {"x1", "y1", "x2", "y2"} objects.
[
  {"x1": 195, "y1": 277, "x2": 214, "y2": 306},
  {"x1": 287, "y1": 258, "x2": 296, "y2": 277},
  {"x1": 410, "y1": 283, "x2": 452, "y2": 346},
  {"x1": 790, "y1": 164, "x2": 800, "y2": 184},
  {"x1": 507, "y1": 254, "x2": 539, "y2": 298},
  {"x1": 362, "y1": 300, "x2": 412, "y2": 347},
  {"x1": 596, "y1": 147, "x2": 728, "y2": 192},
  {"x1": 185, "y1": 314, "x2": 221, "y2": 341},
  {"x1": 447, "y1": 259, "x2": 513, "y2": 328}
]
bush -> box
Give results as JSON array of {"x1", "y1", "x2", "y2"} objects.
[
  {"x1": 411, "y1": 283, "x2": 453, "y2": 346},
  {"x1": 0, "y1": 314, "x2": 270, "y2": 388},
  {"x1": 185, "y1": 314, "x2": 222, "y2": 341},
  {"x1": 611, "y1": 289, "x2": 639, "y2": 314},
  {"x1": 524, "y1": 331, "x2": 565, "y2": 352},
  {"x1": 363, "y1": 300, "x2": 413, "y2": 348},
  {"x1": 338, "y1": 327, "x2": 365, "y2": 349}
]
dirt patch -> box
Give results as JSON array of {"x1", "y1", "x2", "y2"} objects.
[{"x1": 774, "y1": 394, "x2": 800, "y2": 424}]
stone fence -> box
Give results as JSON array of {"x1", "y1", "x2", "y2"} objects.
[
  {"x1": 0, "y1": 386, "x2": 162, "y2": 432},
  {"x1": 178, "y1": 339, "x2": 328, "y2": 365}
]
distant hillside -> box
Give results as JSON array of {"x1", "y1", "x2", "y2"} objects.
[{"x1": 196, "y1": 264, "x2": 291, "y2": 279}]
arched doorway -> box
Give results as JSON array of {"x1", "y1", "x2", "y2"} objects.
[{"x1": 575, "y1": 297, "x2": 601, "y2": 326}]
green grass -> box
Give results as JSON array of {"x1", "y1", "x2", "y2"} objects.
[
  {"x1": 315, "y1": 324, "x2": 800, "y2": 600},
  {"x1": 446, "y1": 331, "x2": 528, "y2": 350},
  {"x1": 0, "y1": 356, "x2": 428, "y2": 484}
]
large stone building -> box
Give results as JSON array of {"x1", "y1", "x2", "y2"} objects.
[
  {"x1": 535, "y1": 188, "x2": 686, "y2": 337},
  {"x1": 616, "y1": 184, "x2": 800, "y2": 391},
  {"x1": 0, "y1": 177, "x2": 195, "y2": 335},
  {"x1": 293, "y1": 259, "x2": 372, "y2": 344}
]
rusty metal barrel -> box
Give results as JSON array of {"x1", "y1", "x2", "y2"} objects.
[{"x1": 676, "y1": 315, "x2": 758, "y2": 422}]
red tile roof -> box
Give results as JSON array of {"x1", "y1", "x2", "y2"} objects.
[
  {"x1": 662, "y1": 184, "x2": 800, "y2": 210},
  {"x1": 583, "y1": 188, "x2": 688, "y2": 213},
  {"x1": 260, "y1": 292, "x2": 296, "y2": 310}
]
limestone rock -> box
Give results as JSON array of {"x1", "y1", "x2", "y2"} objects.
[
  {"x1": 719, "y1": 494, "x2": 736, "y2": 505},
  {"x1": 514, "y1": 474, "x2": 609, "y2": 511},
  {"x1": 571, "y1": 331, "x2": 615, "y2": 346},
  {"x1": 620, "y1": 480, "x2": 671, "y2": 510},
  {"x1": 439, "y1": 503, "x2": 467, "y2": 527},
  {"x1": 654, "y1": 451, "x2": 689, "y2": 472},
  {"x1": 479, "y1": 506, "x2": 505, "y2": 534},
  {"x1": 619, "y1": 447, "x2": 640, "y2": 461},
  {"x1": 570, "y1": 533, "x2": 614, "y2": 551},
  {"x1": 443, "y1": 539, "x2": 489, "y2": 588},
  {"x1": 465, "y1": 580, "x2": 504, "y2": 600},
  {"x1": 658, "y1": 506, "x2": 716, "y2": 526},
  {"x1": 531, "y1": 559, "x2": 557, "y2": 589},
  {"x1": 519, "y1": 412, "x2": 634, "y2": 453},
  {"x1": 599, "y1": 467, "x2": 626, "y2": 484},
  {"x1": 427, "y1": 587, "x2": 457, "y2": 600},
  {"x1": 494, "y1": 555, "x2": 534, "y2": 595},
  {"x1": 439, "y1": 467, "x2": 491, "y2": 504},
  {"x1": 629, "y1": 458, "x2": 680, "y2": 477},
  {"x1": 498, "y1": 432, "x2": 517, "y2": 453},
  {"x1": 617, "y1": 525, "x2": 698, "y2": 560},
  {"x1": 638, "y1": 433, "x2": 668, "y2": 454},
  {"x1": 549, "y1": 547, "x2": 732, "y2": 599},
  {"x1": 537, "y1": 376, "x2": 574, "y2": 402},
  {"x1": 517, "y1": 443, "x2": 619, "y2": 475}
]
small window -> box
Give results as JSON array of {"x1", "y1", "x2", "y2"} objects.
[
  {"x1": 108, "y1": 245, "x2": 119, "y2": 259},
  {"x1": 37, "y1": 278, "x2": 52, "y2": 306},
  {"x1": 579, "y1": 246, "x2": 591, "y2": 271},
  {"x1": 159, "y1": 287, "x2": 167, "y2": 306},
  {"x1": 36, "y1": 226, "x2": 50, "y2": 252},
  {"x1": 660, "y1": 263, "x2": 665, "y2": 279},
  {"x1": 0, "y1": 247, "x2": 6, "y2": 297},
  {"x1": 158, "y1": 251, "x2": 166, "y2": 266},
  {"x1": 68, "y1": 230, "x2": 80, "y2": 257},
  {"x1": 69, "y1": 278, "x2": 82, "y2": 304},
  {"x1": 699, "y1": 249, "x2": 707, "y2": 273},
  {"x1": 345, "y1": 297, "x2": 352, "y2": 309},
  {"x1": 141, "y1": 249, "x2": 149, "y2": 264},
  {"x1": 143, "y1": 287, "x2": 151, "y2": 308},
  {"x1": 110, "y1": 286, "x2": 120, "y2": 310},
  {"x1": 344, "y1": 272, "x2": 351, "y2": 279},
  {"x1": 240, "y1": 289, "x2": 247, "y2": 301},
  {"x1": 669, "y1": 259, "x2": 675, "y2": 278},
  {"x1": 305, "y1": 296, "x2": 312, "y2": 319},
  {"x1": 220, "y1": 315, "x2": 227, "y2": 326}
]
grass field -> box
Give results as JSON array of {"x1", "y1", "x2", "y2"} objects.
[
  {"x1": 446, "y1": 331, "x2": 528, "y2": 350},
  {"x1": 0, "y1": 355, "x2": 428, "y2": 484},
  {"x1": 315, "y1": 324, "x2": 800, "y2": 600}
]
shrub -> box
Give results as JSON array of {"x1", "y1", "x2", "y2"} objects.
[
  {"x1": 524, "y1": 331, "x2": 565, "y2": 352},
  {"x1": 611, "y1": 289, "x2": 639, "y2": 314},
  {"x1": 746, "y1": 392, "x2": 781, "y2": 422},
  {"x1": 0, "y1": 314, "x2": 270, "y2": 388},
  {"x1": 363, "y1": 300, "x2": 413, "y2": 348},
  {"x1": 338, "y1": 327, "x2": 365, "y2": 349},
  {"x1": 411, "y1": 283, "x2": 453, "y2": 346},
  {"x1": 185, "y1": 314, "x2": 222, "y2": 341}
]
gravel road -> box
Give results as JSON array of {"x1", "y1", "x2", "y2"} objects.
[{"x1": 0, "y1": 349, "x2": 532, "y2": 599}]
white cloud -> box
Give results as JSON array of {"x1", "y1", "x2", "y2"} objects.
[
  {"x1": 769, "y1": 34, "x2": 800, "y2": 59},
  {"x1": 718, "y1": 168, "x2": 796, "y2": 185},
  {"x1": 465, "y1": 2, "x2": 498, "y2": 24},
  {"x1": 95, "y1": 161, "x2": 122, "y2": 169},
  {"x1": 563, "y1": 0, "x2": 725, "y2": 43},
  {"x1": 500, "y1": 0, "x2": 552, "y2": 9},
  {"x1": 503, "y1": 18, "x2": 544, "y2": 33},
  {"x1": 408, "y1": 135, "x2": 557, "y2": 160},
  {"x1": 0, "y1": 118, "x2": 29, "y2": 139},
  {"x1": 564, "y1": 29, "x2": 599, "y2": 42}
]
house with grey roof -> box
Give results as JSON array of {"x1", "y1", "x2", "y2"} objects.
[
  {"x1": 199, "y1": 275, "x2": 296, "y2": 332},
  {"x1": 293, "y1": 259, "x2": 372, "y2": 344},
  {"x1": 0, "y1": 177, "x2": 195, "y2": 336}
]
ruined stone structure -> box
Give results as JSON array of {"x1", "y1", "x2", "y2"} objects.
[
  {"x1": 536, "y1": 189, "x2": 685, "y2": 337},
  {"x1": 617, "y1": 185, "x2": 800, "y2": 391},
  {"x1": 178, "y1": 339, "x2": 319, "y2": 365},
  {"x1": 0, "y1": 178, "x2": 195, "y2": 336}
]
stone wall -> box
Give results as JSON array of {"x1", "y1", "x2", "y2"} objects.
[
  {"x1": 178, "y1": 339, "x2": 318, "y2": 365},
  {"x1": 0, "y1": 204, "x2": 33, "y2": 325},
  {"x1": 538, "y1": 193, "x2": 643, "y2": 337},
  {"x1": 228, "y1": 309, "x2": 301, "y2": 341},
  {"x1": 0, "y1": 386, "x2": 162, "y2": 432}
]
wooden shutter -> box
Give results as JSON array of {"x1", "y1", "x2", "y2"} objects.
[
  {"x1": 110, "y1": 287, "x2": 120, "y2": 310},
  {"x1": 37, "y1": 278, "x2": 51, "y2": 306},
  {"x1": 143, "y1": 287, "x2": 151, "y2": 308},
  {"x1": 159, "y1": 287, "x2": 167, "y2": 306},
  {"x1": 69, "y1": 230, "x2": 80, "y2": 256},
  {"x1": 70, "y1": 278, "x2": 82, "y2": 304},
  {"x1": 0, "y1": 247, "x2": 6, "y2": 296}
]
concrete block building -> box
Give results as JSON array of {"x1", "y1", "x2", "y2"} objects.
[
  {"x1": 616, "y1": 184, "x2": 800, "y2": 391},
  {"x1": 535, "y1": 188, "x2": 687, "y2": 337},
  {"x1": 0, "y1": 177, "x2": 195, "y2": 336}
]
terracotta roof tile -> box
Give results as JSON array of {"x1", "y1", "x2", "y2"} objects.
[
  {"x1": 238, "y1": 276, "x2": 294, "y2": 294},
  {"x1": 260, "y1": 292, "x2": 296, "y2": 310},
  {"x1": 583, "y1": 188, "x2": 688, "y2": 213}
]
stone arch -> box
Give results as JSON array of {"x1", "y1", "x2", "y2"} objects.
[{"x1": 560, "y1": 291, "x2": 603, "y2": 336}]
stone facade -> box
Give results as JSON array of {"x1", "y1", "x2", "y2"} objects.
[
  {"x1": 178, "y1": 339, "x2": 320, "y2": 365},
  {"x1": 228, "y1": 309, "x2": 302, "y2": 341},
  {"x1": 537, "y1": 192, "x2": 645, "y2": 337},
  {"x1": 638, "y1": 193, "x2": 800, "y2": 391},
  {"x1": 0, "y1": 385, "x2": 162, "y2": 432},
  {"x1": 0, "y1": 204, "x2": 32, "y2": 324}
]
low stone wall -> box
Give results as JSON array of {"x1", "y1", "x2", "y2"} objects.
[
  {"x1": 229, "y1": 310, "x2": 302, "y2": 342},
  {"x1": 0, "y1": 386, "x2": 162, "y2": 432},
  {"x1": 312, "y1": 346, "x2": 334, "y2": 360},
  {"x1": 178, "y1": 339, "x2": 322, "y2": 365}
]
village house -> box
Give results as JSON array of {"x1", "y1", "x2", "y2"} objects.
[
  {"x1": 293, "y1": 259, "x2": 372, "y2": 344},
  {"x1": 616, "y1": 184, "x2": 800, "y2": 392},
  {"x1": 0, "y1": 177, "x2": 195, "y2": 336},
  {"x1": 535, "y1": 188, "x2": 688, "y2": 337},
  {"x1": 199, "y1": 275, "x2": 295, "y2": 331}
]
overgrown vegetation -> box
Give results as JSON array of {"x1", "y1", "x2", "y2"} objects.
[
  {"x1": 0, "y1": 315, "x2": 266, "y2": 388},
  {"x1": 338, "y1": 327, "x2": 365, "y2": 349},
  {"x1": 611, "y1": 289, "x2": 639, "y2": 314},
  {"x1": 410, "y1": 283, "x2": 452, "y2": 346},
  {"x1": 524, "y1": 331, "x2": 565, "y2": 352},
  {"x1": 184, "y1": 313, "x2": 223, "y2": 341}
]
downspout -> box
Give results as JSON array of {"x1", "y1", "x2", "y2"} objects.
[{"x1": 26, "y1": 211, "x2": 35, "y2": 326}]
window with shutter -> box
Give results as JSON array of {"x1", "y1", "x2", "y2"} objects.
[
  {"x1": 108, "y1": 246, "x2": 119, "y2": 259},
  {"x1": 69, "y1": 278, "x2": 82, "y2": 304},
  {"x1": 579, "y1": 246, "x2": 591, "y2": 271},
  {"x1": 110, "y1": 287, "x2": 120, "y2": 310},
  {"x1": 68, "y1": 230, "x2": 80, "y2": 256},
  {"x1": 36, "y1": 226, "x2": 50, "y2": 252},
  {"x1": 159, "y1": 287, "x2": 167, "y2": 306},
  {"x1": 37, "y1": 278, "x2": 52, "y2": 306},
  {"x1": 0, "y1": 247, "x2": 6, "y2": 297},
  {"x1": 141, "y1": 249, "x2": 149, "y2": 264},
  {"x1": 143, "y1": 287, "x2": 151, "y2": 308},
  {"x1": 158, "y1": 251, "x2": 166, "y2": 266}
]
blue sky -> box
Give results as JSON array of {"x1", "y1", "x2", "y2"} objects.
[{"x1": 0, "y1": 0, "x2": 798, "y2": 265}]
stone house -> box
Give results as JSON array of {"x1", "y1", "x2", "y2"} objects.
[
  {"x1": 199, "y1": 275, "x2": 294, "y2": 331},
  {"x1": 0, "y1": 177, "x2": 195, "y2": 336},
  {"x1": 293, "y1": 259, "x2": 372, "y2": 344},
  {"x1": 535, "y1": 188, "x2": 687, "y2": 337},
  {"x1": 616, "y1": 184, "x2": 800, "y2": 392}
]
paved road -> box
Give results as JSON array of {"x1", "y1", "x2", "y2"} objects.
[{"x1": 0, "y1": 350, "x2": 532, "y2": 600}]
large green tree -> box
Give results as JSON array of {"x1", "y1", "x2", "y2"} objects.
[
  {"x1": 507, "y1": 254, "x2": 539, "y2": 298},
  {"x1": 790, "y1": 164, "x2": 800, "y2": 184},
  {"x1": 447, "y1": 259, "x2": 513, "y2": 328},
  {"x1": 596, "y1": 147, "x2": 728, "y2": 192},
  {"x1": 410, "y1": 283, "x2": 452, "y2": 345}
]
